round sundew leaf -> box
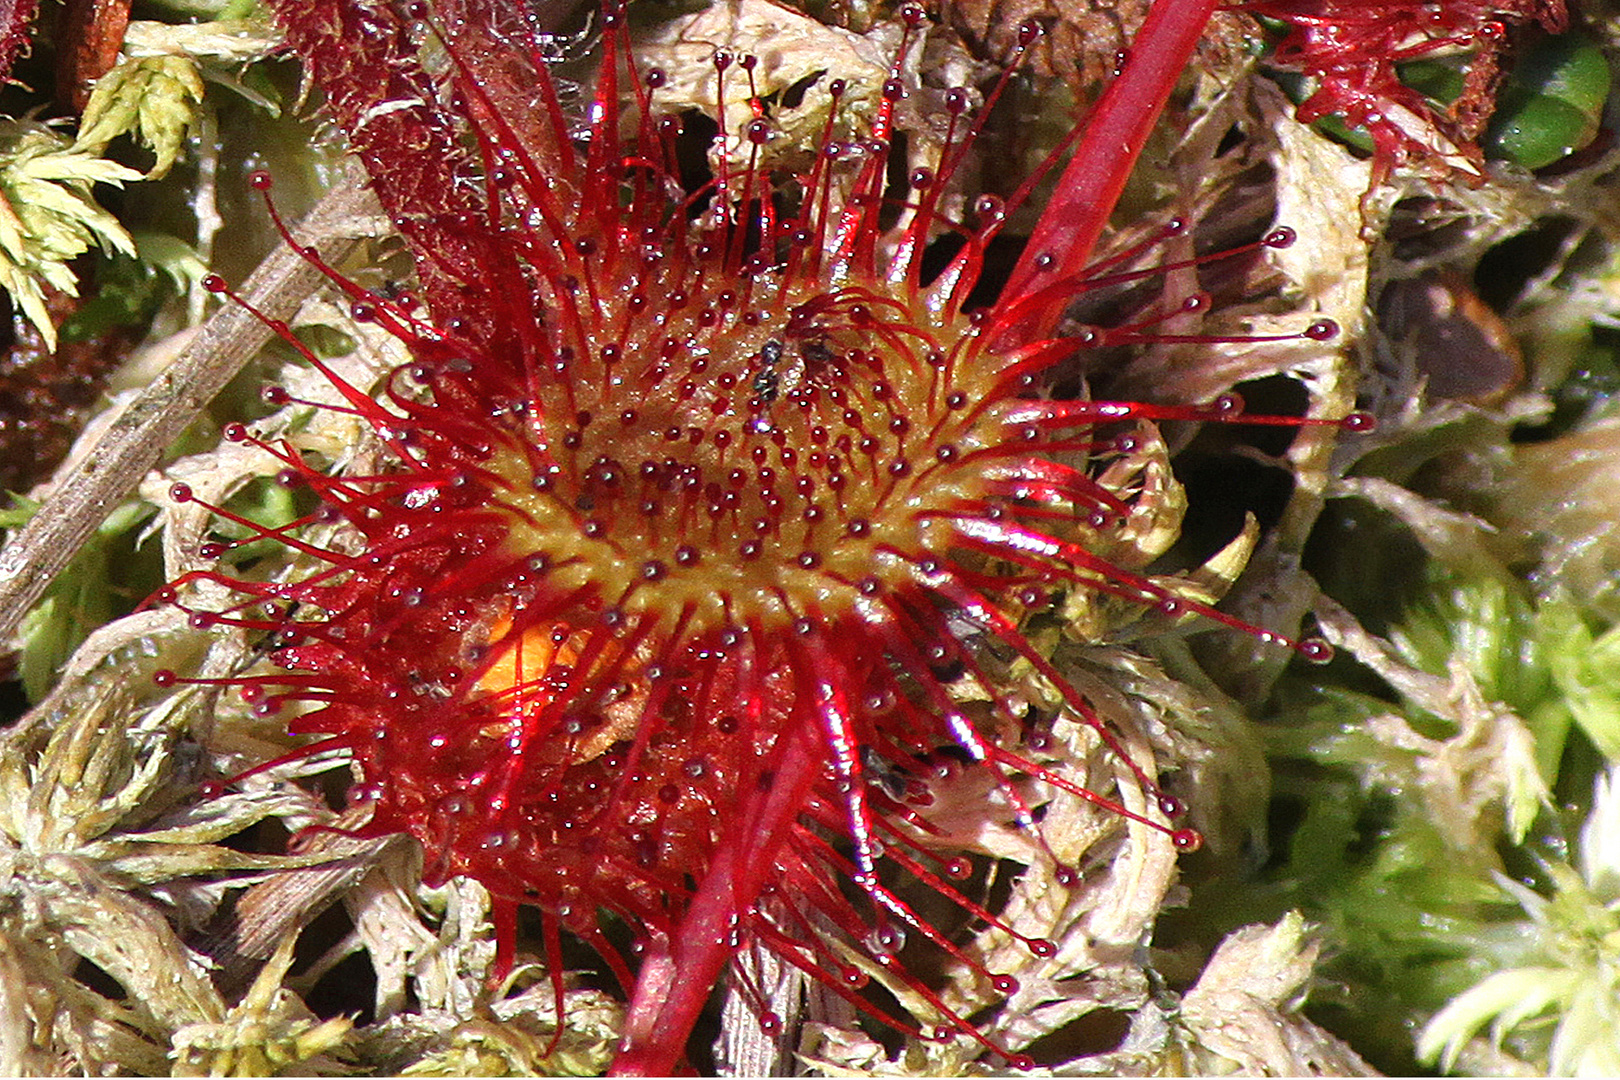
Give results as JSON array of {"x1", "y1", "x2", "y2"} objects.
[{"x1": 26, "y1": 0, "x2": 1385, "y2": 1074}]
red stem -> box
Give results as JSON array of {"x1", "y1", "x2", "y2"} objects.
[
  {"x1": 1000, "y1": 0, "x2": 1219, "y2": 342},
  {"x1": 610, "y1": 723, "x2": 825, "y2": 1076}
]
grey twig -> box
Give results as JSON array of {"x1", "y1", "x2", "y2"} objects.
[
  {"x1": 0, "y1": 166, "x2": 384, "y2": 647},
  {"x1": 716, "y1": 944, "x2": 805, "y2": 1077}
]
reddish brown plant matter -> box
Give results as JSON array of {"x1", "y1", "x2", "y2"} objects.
[{"x1": 156, "y1": 0, "x2": 1368, "y2": 1072}]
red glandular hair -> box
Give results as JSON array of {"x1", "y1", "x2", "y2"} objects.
[
  {"x1": 1251, "y1": 0, "x2": 1569, "y2": 183},
  {"x1": 158, "y1": 0, "x2": 1364, "y2": 1072}
]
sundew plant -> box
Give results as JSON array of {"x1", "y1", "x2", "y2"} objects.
[{"x1": 0, "y1": 0, "x2": 1618, "y2": 1075}]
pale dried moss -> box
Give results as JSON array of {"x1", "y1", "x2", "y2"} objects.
[{"x1": 0, "y1": 618, "x2": 350, "y2": 1075}]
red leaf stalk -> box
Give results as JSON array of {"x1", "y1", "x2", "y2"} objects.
[{"x1": 1002, "y1": 0, "x2": 1219, "y2": 338}]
